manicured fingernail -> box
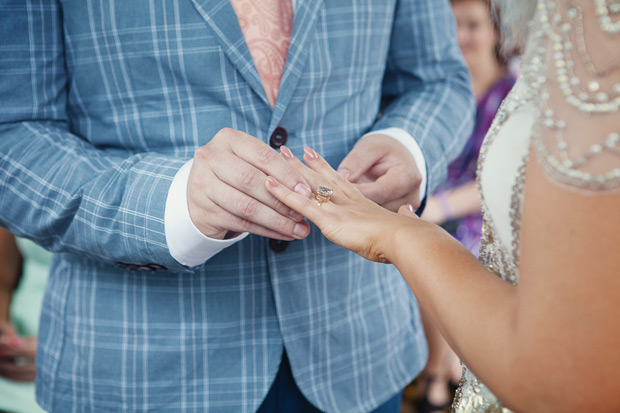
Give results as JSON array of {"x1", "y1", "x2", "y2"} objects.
[
  {"x1": 337, "y1": 169, "x2": 350, "y2": 180},
  {"x1": 304, "y1": 147, "x2": 318, "y2": 160},
  {"x1": 7, "y1": 336, "x2": 23, "y2": 347},
  {"x1": 289, "y1": 209, "x2": 304, "y2": 221},
  {"x1": 280, "y1": 146, "x2": 293, "y2": 160},
  {"x1": 294, "y1": 183, "x2": 312, "y2": 197},
  {"x1": 293, "y1": 223, "x2": 309, "y2": 239},
  {"x1": 267, "y1": 176, "x2": 279, "y2": 187},
  {"x1": 407, "y1": 204, "x2": 414, "y2": 213}
]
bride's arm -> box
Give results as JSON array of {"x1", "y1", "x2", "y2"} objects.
[
  {"x1": 498, "y1": 151, "x2": 620, "y2": 412},
  {"x1": 266, "y1": 149, "x2": 523, "y2": 401},
  {"x1": 266, "y1": 4, "x2": 620, "y2": 410},
  {"x1": 268, "y1": 141, "x2": 620, "y2": 412}
]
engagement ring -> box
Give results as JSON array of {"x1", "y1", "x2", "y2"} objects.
[{"x1": 314, "y1": 186, "x2": 333, "y2": 206}]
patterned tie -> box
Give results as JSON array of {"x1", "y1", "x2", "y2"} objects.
[{"x1": 230, "y1": 0, "x2": 293, "y2": 107}]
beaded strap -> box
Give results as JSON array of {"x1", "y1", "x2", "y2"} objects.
[{"x1": 534, "y1": 0, "x2": 620, "y2": 191}]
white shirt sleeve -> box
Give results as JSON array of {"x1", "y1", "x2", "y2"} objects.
[
  {"x1": 361, "y1": 127, "x2": 427, "y2": 202},
  {"x1": 164, "y1": 159, "x2": 249, "y2": 267}
]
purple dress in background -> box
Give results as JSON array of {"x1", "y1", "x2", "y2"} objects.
[{"x1": 435, "y1": 74, "x2": 516, "y2": 256}]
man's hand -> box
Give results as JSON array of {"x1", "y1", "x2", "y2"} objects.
[
  {"x1": 187, "y1": 128, "x2": 312, "y2": 240},
  {"x1": 337, "y1": 134, "x2": 423, "y2": 212},
  {"x1": 0, "y1": 323, "x2": 37, "y2": 382}
]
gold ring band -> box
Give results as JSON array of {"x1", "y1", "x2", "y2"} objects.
[{"x1": 314, "y1": 186, "x2": 334, "y2": 206}]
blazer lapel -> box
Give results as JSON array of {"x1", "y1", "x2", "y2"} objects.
[
  {"x1": 269, "y1": 0, "x2": 323, "y2": 129},
  {"x1": 191, "y1": 0, "x2": 324, "y2": 125},
  {"x1": 191, "y1": 0, "x2": 269, "y2": 106}
]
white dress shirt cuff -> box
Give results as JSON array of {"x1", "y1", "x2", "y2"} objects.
[
  {"x1": 164, "y1": 159, "x2": 249, "y2": 267},
  {"x1": 361, "y1": 127, "x2": 427, "y2": 202}
]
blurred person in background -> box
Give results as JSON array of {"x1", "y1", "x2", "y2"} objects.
[
  {"x1": 417, "y1": 0, "x2": 516, "y2": 411},
  {"x1": 0, "y1": 227, "x2": 50, "y2": 413}
]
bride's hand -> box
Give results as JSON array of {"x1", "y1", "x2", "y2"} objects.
[{"x1": 265, "y1": 146, "x2": 419, "y2": 264}]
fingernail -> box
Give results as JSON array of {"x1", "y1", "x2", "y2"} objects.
[
  {"x1": 267, "y1": 176, "x2": 279, "y2": 187},
  {"x1": 280, "y1": 146, "x2": 293, "y2": 160},
  {"x1": 293, "y1": 223, "x2": 309, "y2": 239},
  {"x1": 304, "y1": 147, "x2": 318, "y2": 160},
  {"x1": 407, "y1": 204, "x2": 414, "y2": 213},
  {"x1": 7, "y1": 336, "x2": 23, "y2": 347},
  {"x1": 337, "y1": 169, "x2": 350, "y2": 180},
  {"x1": 289, "y1": 209, "x2": 304, "y2": 221},
  {"x1": 294, "y1": 183, "x2": 312, "y2": 197}
]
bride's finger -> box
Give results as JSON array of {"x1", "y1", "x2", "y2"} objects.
[
  {"x1": 302, "y1": 147, "x2": 363, "y2": 200},
  {"x1": 279, "y1": 146, "x2": 350, "y2": 206},
  {"x1": 265, "y1": 176, "x2": 330, "y2": 226},
  {"x1": 279, "y1": 146, "x2": 325, "y2": 189}
]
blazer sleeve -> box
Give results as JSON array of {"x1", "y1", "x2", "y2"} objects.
[
  {"x1": 372, "y1": 0, "x2": 476, "y2": 193},
  {"x1": 0, "y1": 1, "x2": 190, "y2": 273}
]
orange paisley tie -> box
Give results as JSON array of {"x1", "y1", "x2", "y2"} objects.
[{"x1": 230, "y1": 0, "x2": 293, "y2": 107}]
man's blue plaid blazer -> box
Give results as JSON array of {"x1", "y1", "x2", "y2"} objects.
[{"x1": 0, "y1": 0, "x2": 474, "y2": 411}]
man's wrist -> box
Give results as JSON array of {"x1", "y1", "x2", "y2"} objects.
[{"x1": 164, "y1": 159, "x2": 248, "y2": 267}]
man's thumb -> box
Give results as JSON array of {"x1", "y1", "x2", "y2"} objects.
[{"x1": 337, "y1": 146, "x2": 377, "y2": 182}]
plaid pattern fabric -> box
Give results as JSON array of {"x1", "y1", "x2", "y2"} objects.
[{"x1": 0, "y1": 0, "x2": 474, "y2": 412}]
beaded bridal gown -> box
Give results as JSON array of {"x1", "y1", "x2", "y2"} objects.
[{"x1": 451, "y1": 0, "x2": 620, "y2": 411}]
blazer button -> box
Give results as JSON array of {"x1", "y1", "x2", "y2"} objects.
[
  {"x1": 269, "y1": 238, "x2": 289, "y2": 253},
  {"x1": 269, "y1": 127, "x2": 288, "y2": 149}
]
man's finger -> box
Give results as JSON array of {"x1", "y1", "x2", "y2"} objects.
[
  {"x1": 383, "y1": 197, "x2": 421, "y2": 213},
  {"x1": 193, "y1": 145, "x2": 306, "y2": 224},
  {"x1": 215, "y1": 151, "x2": 307, "y2": 221},
  {"x1": 229, "y1": 135, "x2": 313, "y2": 196},
  {"x1": 355, "y1": 167, "x2": 413, "y2": 206},
  {"x1": 214, "y1": 206, "x2": 307, "y2": 241},
  {"x1": 0, "y1": 359, "x2": 37, "y2": 382},
  {"x1": 397, "y1": 204, "x2": 418, "y2": 217},
  {"x1": 205, "y1": 178, "x2": 311, "y2": 240},
  {"x1": 336, "y1": 140, "x2": 383, "y2": 182},
  {"x1": 7, "y1": 337, "x2": 37, "y2": 359}
]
